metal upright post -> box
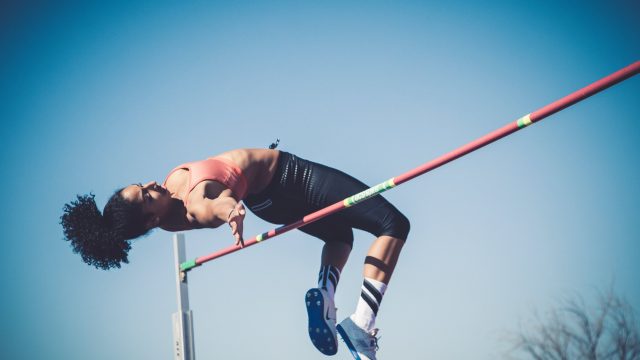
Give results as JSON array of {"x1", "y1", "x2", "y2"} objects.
[{"x1": 172, "y1": 233, "x2": 196, "y2": 360}]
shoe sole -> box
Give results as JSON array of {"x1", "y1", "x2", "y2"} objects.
[
  {"x1": 305, "y1": 288, "x2": 337, "y2": 356},
  {"x1": 336, "y1": 324, "x2": 363, "y2": 360}
]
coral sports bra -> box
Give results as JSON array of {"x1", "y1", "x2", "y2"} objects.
[{"x1": 163, "y1": 157, "x2": 248, "y2": 204}]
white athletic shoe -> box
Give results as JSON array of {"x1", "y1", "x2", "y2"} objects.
[
  {"x1": 336, "y1": 317, "x2": 380, "y2": 360},
  {"x1": 305, "y1": 288, "x2": 338, "y2": 355}
]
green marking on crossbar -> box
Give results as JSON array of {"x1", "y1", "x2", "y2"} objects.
[
  {"x1": 343, "y1": 178, "x2": 396, "y2": 207},
  {"x1": 180, "y1": 259, "x2": 198, "y2": 272},
  {"x1": 517, "y1": 114, "x2": 532, "y2": 128}
]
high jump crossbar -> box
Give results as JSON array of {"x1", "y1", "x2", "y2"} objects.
[{"x1": 180, "y1": 60, "x2": 640, "y2": 273}]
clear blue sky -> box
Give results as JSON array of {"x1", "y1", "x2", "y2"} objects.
[{"x1": 1, "y1": 1, "x2": 638, "y2": 359}]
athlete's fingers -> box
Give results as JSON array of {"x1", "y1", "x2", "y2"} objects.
[
  {"x1": 235, "y1": 222, "x2": 244, "y2": 247},
  {"x1": 229, "y1": 204, "x2": 245, "y2": 248},
  {"x1": 235, "y1": 233, "x2": 244, "y2": 248}
]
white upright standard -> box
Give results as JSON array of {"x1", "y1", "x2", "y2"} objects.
[{"x1": 172, "y1": 233, "x2": 196, "y2": 360}]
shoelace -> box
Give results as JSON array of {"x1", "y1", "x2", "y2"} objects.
[
  {"x1": 337, "y1": 326, "x2": 381, "y2": 352},
  {"x1": 369, "y1": 329, "x2": 380, "y2": 351}
]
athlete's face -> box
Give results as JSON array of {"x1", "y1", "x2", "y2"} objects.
[{"x1": 121, "y1": 181, "x2": 172, "y2": 229}]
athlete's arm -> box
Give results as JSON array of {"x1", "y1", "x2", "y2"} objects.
[{"x1": 188, "y1": 196, "x2": 246, "y2": 247}]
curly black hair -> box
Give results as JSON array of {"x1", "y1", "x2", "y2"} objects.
[{"x1": 60, "y1": 189, "x2": 152, "y2": 270}]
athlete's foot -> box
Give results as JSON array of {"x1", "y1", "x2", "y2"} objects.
[
  {"x1": 337, "y1": 317, "x2": 380, "y2": 360},
  {"x1": 305, "y1": 288, "x2": 338, "y2": 355}
]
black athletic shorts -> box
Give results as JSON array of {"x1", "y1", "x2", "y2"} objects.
[{"x1": 244, "y1": 152, "x2": 410, "y2": 248}]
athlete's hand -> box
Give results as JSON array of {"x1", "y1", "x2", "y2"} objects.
[{"x1": 227, "y1": 202, "x2": 246, "y2": 248}]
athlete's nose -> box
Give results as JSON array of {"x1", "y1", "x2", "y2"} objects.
[{"x1": 143, "y1": 181, "x2": 157, "y2": 189}]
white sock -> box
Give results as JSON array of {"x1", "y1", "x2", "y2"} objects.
[
  {"x1": 351, "y1": 277, "x2": 387, "y2": 332},
  {"x1": 318, "y1": 265, "x2": 340, "y2": 299}
]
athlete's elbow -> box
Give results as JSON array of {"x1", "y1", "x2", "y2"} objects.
[{"x1": 188, "y1": 204, "x2": 216, "y2": 227}]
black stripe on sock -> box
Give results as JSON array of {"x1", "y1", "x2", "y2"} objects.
[
  {"x1": 318, "y1": 265, "x2": 326, "y2": 285},
  {"x1": 363, "y1": 280, "x2": 383, "y2": 305},
  {"x1": 328, "y1": 272, "x2": 338, "y2": 290},
  {"x1": 360, "y1": 290, "x2": 379, "y2": 316},
  {"x1": 322, "y1": 266, "x2": 329, "y2": 288}
]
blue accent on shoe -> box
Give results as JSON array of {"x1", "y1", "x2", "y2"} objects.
[
  {"x1": 337, "y1": 323, "x2": 362, "y2": 360},
  {"x1": 305, "y1": 288, "x2": 337, "y2": 355}
]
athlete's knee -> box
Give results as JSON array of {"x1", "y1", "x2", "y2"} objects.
[
  {"x1": 386, "y1": 211, "x2": 410, "y2": 241},
  {"x1": 396, "y1": 212, "x2": 411, "y2": 240}
]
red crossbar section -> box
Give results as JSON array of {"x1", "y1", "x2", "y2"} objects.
[
  {"x1": 190, "y1": 61, "x2": 640, "y2": 270},
  {"x1": 394, "y1": 61, "x2": 640, "y2": 186},
  {"x1": 194, "y1": 202, "x2": 346, "y2": 265}
]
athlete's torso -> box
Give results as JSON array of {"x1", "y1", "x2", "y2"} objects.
[{"x1": 161, "y1": 149, "x2": 280, "y2": 230}]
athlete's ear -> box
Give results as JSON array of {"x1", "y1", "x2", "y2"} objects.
[{"x1": 146, "y1": 216, "x2": 160, "y2": 229}]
